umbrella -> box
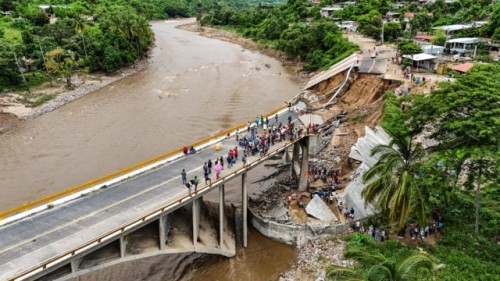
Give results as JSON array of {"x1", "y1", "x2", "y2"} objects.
[{"x1": 214, "y1": 163, "x2": 222, "y2": 173}]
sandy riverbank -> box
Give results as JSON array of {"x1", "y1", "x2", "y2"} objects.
[{"x1": 0, "y1": 57, "x2": 149, "y2": 132}]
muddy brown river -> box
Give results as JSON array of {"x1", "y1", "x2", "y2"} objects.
[{"x1": 0, "y1": 19, "x2": 302, "y2": 280}]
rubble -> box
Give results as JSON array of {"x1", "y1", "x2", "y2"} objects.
[{"x1": 278, "y1": 236, "x2": 352, "y2": 281}]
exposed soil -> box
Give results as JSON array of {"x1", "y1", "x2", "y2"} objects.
[{"x1": 305, "y1": 73, "x2": 399, "y2": 190}]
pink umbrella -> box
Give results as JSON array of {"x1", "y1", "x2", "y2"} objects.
[{"x1": 214, "y1": 163, "x2": 223, "y2": 180}]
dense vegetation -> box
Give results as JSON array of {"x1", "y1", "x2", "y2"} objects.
[
  {"x1": 0, "y1": 0, "x2": 156, "y2": 91},
  {"x1": 0, "y1": 0, "x2": 286, "y2": 91},
  {"x1": 200, "y1": 0, "x2": 359, "y2": 71},
  {"x1": 327, "y1": 234, "x2": 437, "y2": 280},
  {"x1": 341, "y1": 64, "x2": 499, "y2": 280}
]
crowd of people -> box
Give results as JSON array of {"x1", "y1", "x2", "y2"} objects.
[
  {"x1": 351, "y1": 209, "x2": 445, "y2": 243},
  {"x1": 309, "y1": 161, "x2": 342, "y2": 185},
  {"x1": 180, "y1": 111, "x2": 305, "y2": 197}
]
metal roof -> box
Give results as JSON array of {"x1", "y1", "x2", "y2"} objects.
[
  {"x1": 446, "y1": 37, "x2": 481, "y2": 44},
  {"x1": 402, "y1": 53, "x2": 437, "y2": 61}
]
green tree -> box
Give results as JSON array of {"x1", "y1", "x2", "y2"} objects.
[
  {"x1": 383, "y1": 22, "x2": 402, "y2": 42},
  {"x1": 327, "y1": 236, "x2": 436, "y2": 280},
  {"x1": 362, "y1": 136, "x2": 427, "y2": 227},
  {"x1": 38, "y1": 19, "x2": 76, "y2": 45},
  {"x1": 357, "y1": 10, "x2": 382, "y2": 40},
  {"x1": 410, "y1": 64, "x2": 500, "y2": 234},
  {"x1": 45, "y1": 48, "x2": 81, "y2": 88},
  {"x1": 397, "y1": 41, "x2": 422, "y2": 55}
]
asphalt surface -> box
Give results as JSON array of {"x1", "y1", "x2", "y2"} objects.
[
  {"x1": 0, "y1": 110, "x2": 302, "y2": 280},
  {"x1": 358, "y1": 52, "x2": 388, "y2": 74}
]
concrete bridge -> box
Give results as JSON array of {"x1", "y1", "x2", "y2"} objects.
[{"x1": 0, "y1": 106, "x2": 317, "y2": 281}]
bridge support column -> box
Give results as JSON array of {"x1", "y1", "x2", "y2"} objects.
[
  {"x1": 70, "y1": 258, "x2": 83, "y2": 273},
  {"x1": 291, "y1": 143, "x2": 300, "y2": 179},
  {"x1": 119, "y1": 236, "x2": 126, "y2": 258},
  {"x1": 159, "y1": 214, "x2": 169, "y2": 250},
  {"x1": 219, "y1": 184, "x2": 225, "y2": 250},
  {"x1": 298, "y1": 139, "x2": 309, "y2": 192},
  {"x1": 192, "y1": 198, "x2": 202, "y2": 246},
  {"x1": 242, "y1": 172, "x2": 248, "y2": 248},
  {"x1": 308, "y1": 134, "x2": 318, "y2": 156}
]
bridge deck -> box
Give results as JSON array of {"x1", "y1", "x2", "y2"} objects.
[{"x1": 0, "y1": 111, "x2": 302, "y2": 280}]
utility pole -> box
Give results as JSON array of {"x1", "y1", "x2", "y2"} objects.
[{"x1": 381, "y1": 20, "x2": 385, "y2": 44}]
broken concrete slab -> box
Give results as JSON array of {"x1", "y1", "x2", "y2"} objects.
[
  {"x1": 262, "y1": 206, "x2": 288, "y2": 221},
  {"x1": 305, "y1": 195, "x2": 338, "y2": 222},
  {"x1": 299, "y1": 114, "x2": 325, "y2": 126}
]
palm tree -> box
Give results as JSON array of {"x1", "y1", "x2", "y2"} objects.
[
  {"x1": 73, "y1": 17, "x2": 88, "y2": 57},
  {"x1": 361, "y1": 136, "x2": 426, "y2": 227},
  {"x1": 327, "y1": 245, "x2": 436, "y2": 281}
]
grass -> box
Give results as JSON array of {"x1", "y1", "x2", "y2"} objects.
[{"x1": 21, "y1": 93, "x2": 55, "y2": 107}]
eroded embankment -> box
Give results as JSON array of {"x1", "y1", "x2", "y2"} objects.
[{"x1": 306, "y1": 73, "x2": 399, "y2": 186}]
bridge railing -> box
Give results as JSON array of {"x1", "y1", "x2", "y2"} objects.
[
  {"x1": 0, "y1": 105, "x2": 289, "y2": 223},
  {"x1": 9, "y1": 133, "x2": 311, "y2": 281}
]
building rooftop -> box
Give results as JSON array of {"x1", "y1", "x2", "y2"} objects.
[
  {"x1": 415, "y1": 35, "x2": 436, "y2": 41},
  {"x1": 446, "y1": 37, "x2": 481, "y2": 44},
  {"x1": 321, "y1": 6, "x2": 343, "y2": 11},
  {"x1": 403, "y1": 53, "x2": 437, "y2": 61},
  {"x1": 450, "y1": 62, "x2": 474, "y2": 73}
]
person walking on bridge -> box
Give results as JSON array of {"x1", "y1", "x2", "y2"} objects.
[
  {"x1": 214, "y1": 162, "x2": 222, "y2": 180},
  {"x1": 181, "y1": 169, "x2": 187, "y2": 185},
  {"x1": 207, "y1": 159, "x2": 212, "y2": 174},
  {"x1": 194, "y1": 176, "x2": 200, "y2": 192}
]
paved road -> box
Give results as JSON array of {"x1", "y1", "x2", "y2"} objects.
[{"x1": 0, "y1": 110, "x2": 302, "y2": 280}]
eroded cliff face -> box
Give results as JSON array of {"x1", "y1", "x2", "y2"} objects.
[{"x1": 305, "y1": 73, "x2": 399, "y2": 187}]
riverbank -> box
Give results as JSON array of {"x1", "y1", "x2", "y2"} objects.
[{"x1": 0, "y1": 57, "x2": 149, "y2": 133}]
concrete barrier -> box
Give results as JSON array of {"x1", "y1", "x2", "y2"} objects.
[{"x1": 249, "y1": 208, "x2": 368, "y2": 245}]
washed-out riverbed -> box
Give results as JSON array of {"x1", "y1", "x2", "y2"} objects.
[{"x1": 0, "y1": 19, "x2": 303, "y2": 280}]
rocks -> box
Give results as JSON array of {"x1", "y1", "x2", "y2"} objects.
[{"x1": 278, "y1": 236, "x2": 349, "y2": 281}]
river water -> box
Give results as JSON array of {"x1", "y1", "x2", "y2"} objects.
[{"x1": 0, "y1": 19, "x2": 302, "y2": 279}]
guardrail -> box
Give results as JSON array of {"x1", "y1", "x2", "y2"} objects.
[
  {"x1": 0, "y1": 105, "x2": 289, "y2": 222},
  {"x1": 9, "y1": 134, "x2": 309, "y2": 281}
]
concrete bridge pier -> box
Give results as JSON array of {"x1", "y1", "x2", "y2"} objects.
[
  {"x1": 70, "y1": 258, "x2": 83, "y2": 273},
  {"x1": 219, "y1": 184, "x2": 225, "y2": 249},
  {"x1": 192, "y1": 198, "x2": 202, "y2": 246},
  {"x1": 119, "y1": 236, "x2": 126, "y2": 258},
  {"x1": 298, "y1": 139, "x2": 309, "y2": 192},
  {"x1": 242, "y1": 172, "x2": 248, "y2": 248},
  {"x1": 291, "y1": 143, "x2": 300, "y2": 179},
  {"x1": 291, "y1": 137, "x2": 311, "y2": 192},
  {"x1": 159, "y1": 214, "x2": 169, "y2": 250}
]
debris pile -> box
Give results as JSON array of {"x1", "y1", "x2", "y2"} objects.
[{"x1": 278, "y1": 237, "x2": 352, "y2": 281}]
